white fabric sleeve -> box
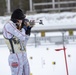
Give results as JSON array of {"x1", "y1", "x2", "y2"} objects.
[
  {"x1": 5, "y1": 23, "x2": 26, "y2": 41},
  {"x1": 21, "y1": 28, "x2": 30, "y2": 46},
  {"x1": 24, "y1": 35, "x2": 30, "y2": 46}
]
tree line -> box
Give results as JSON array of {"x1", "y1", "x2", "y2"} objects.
[
  {"x1": 0, "y1": 0, "x2": 75, "y2": 15},
  {"x1": 0, "y1": 0, "x2": 57, "y2": 15}
]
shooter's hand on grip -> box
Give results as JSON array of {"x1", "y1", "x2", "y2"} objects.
[
  {"x1": 22, "y1": 19, "x2": 35, "y2": 35},
  {"x1": 22, "y1": 19, "x2": 35, "y2": 28}
]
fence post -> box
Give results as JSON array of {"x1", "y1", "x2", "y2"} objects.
[{"x1": 29, "y1": 0, "x2": 33, "y2": 12}]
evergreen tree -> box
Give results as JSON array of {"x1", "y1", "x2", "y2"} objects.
[{"x1": 0, "y1": 0, "x2": 6, "y2": 15}]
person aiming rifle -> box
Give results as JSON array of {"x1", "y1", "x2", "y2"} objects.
[{"x1": 3, "y1": 8, "x2": 35, "y2": 75}]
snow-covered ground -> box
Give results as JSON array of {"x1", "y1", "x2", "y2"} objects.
[
  {"x1": 0, "y1": 44, "x2": 76, "y2": 75},
  {"x1": 1, "y1": 12, "x2": 76, "y2": 29},
  {"x1": 0, "y1": 12, "x2": 76, "y2": 75}
]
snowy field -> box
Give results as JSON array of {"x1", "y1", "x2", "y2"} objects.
[
  {"x1": 0, "y1": 12, "x2": 76, "y2": 75},
  {"x1": 1, "y1": 12, "x2": 76, "y2": 29},
  {"x1": 0, "y1": 44, "x2": 76, "y2": 75}
]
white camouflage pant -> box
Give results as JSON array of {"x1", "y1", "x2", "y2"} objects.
[{"x1": 8, "y1": 52, "x2": 30, "y2": 75}]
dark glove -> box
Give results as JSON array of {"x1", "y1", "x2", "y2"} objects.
[
  {"x1": 22, "y1": 19, "x2": 29, "y2": 31},
  {"x1": 26, "y1": 26, "x2": 32, "y2": 35}
]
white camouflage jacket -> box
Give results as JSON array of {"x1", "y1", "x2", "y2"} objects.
[{"x1": 3, "y1": 20, "x2": 30, "y2": 53}]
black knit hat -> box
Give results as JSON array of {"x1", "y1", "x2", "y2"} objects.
[{"x1": 11, "y1": 9, "x2": 25, "y2": 20}]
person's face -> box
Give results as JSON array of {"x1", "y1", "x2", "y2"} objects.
[
  {"x1": 16, "y1": 20, "x2": 22, "y2": 30},
  {"x1": 17, "y1": 20, "x2": 22, "y2": 24}
]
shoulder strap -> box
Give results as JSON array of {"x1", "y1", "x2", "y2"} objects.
[{"x1": 8, "y1": 38, "x2": 15, "y2": 53}]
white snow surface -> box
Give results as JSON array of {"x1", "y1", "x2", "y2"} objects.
[
  {"x1": 0, "y1": 12, "x2": 76, "y2": 75},
  {"x1": 0, "y1": 12, "x2": 76, "y2": 29},
  {"x1": 0, "y1": 45, "x2": 76, "y2": 75}
]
